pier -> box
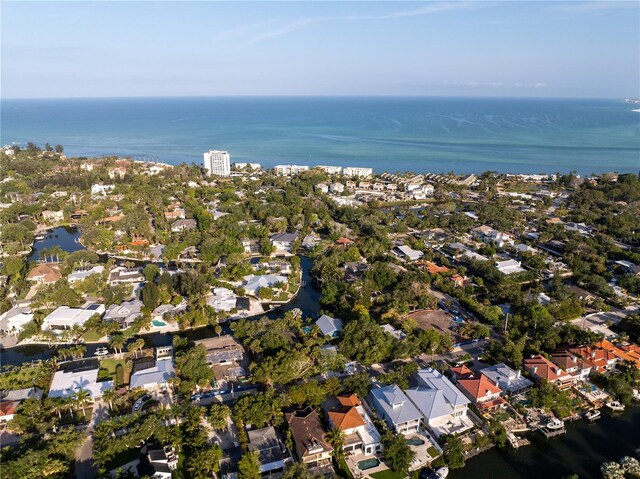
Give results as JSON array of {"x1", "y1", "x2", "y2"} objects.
[{"x1": 538, "y1": 427, "x2": 566, "y2": 438}]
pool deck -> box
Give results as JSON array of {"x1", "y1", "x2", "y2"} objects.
[{"x1": 346, "y1": 454, "x2": 389, "y2": 479}]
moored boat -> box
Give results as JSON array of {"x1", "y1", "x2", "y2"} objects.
[
  {"x1": 606, "y1": 400, "x2": 625, "y2": 412},
  {"x1": 94, "y1": 346, "x2": 109, "y2": 357},
  {"x1": 585, "y1": 409, "x2": 601, "y2": 421},
  {"x1": 428, "y1": 466, "x2": 449, "y2": 479},
  {"x1": 544, "y1": 418, "x2": 564, "y2": 431}
]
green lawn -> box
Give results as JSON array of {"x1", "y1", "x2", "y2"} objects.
[
  {"x1": 81, "y1": 328, "x2": 104, "y2": 342},
  {"x1": 99, "y1": 358, "x2": 129, "y2": 383},
  {"x1": 370, "y1": 470, "x2": 406, "y2": 479}
]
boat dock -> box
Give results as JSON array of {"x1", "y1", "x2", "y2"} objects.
[
  {"x1": 507, "y1": 432, "x2": 531, "y2": 449},
  {"x1": 538, "y1": 426, "x2": 566, "y2": 438}
]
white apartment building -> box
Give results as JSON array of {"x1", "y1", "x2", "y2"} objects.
[
  {"x1": 343, "y1": 167, "x2": 373, "y2": 178},
  {"x1": 274, "y1": 165, "x2": 309, "y2": 176},
  {"x1": 233, "y1": 162, "x2": 261, "y2": 171},
  {"x1": 203, "y1": 150, "x2": 231, "y2": 177},
  {"x1": 315, "y1": 165, "x2": 343, "y2": 175}
]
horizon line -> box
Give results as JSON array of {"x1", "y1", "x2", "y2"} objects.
[{"x1": 1, "y1": 93, "x2": 631, "y2": 101}]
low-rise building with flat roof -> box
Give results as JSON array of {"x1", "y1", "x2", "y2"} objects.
[{"x1": 41, "y1": 303, "x2": 105, "y2": 331}]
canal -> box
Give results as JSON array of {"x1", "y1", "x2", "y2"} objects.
[
  {"x1": 27, "y1": 226, "x2": 85, "y2": 262},
  {"x1": 450, "y1": 406, "x2": 640, "y2": 479},
  {"x1": 0, "y1": 256, "x2": 321, "y2": 365}
]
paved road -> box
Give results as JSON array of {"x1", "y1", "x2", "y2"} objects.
[
  {"x1": 74, "y1": 400, "x2": 109, "y2": 479},
  {"x1": 571, "y1": 304, "x2": 639, "y2": 338}
]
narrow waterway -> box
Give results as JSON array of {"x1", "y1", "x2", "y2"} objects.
[
  {"x1": 27, "y1": 226, "x2": 85, "y2": 262},
  {"x1": 449, "y1": 406, "x2": 640, "y2": 479},
  {"x1": 0, "y1": 256, "x2": 320, "y2": 365}
]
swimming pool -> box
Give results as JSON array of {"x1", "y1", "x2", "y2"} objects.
[
  {"x1": 152, "y1": 319, "x2": 166, "y2": 327},
  {"x1": 407, "y1": 438, "x2": 425, "y2": 446},
  {"x1": 357, "y1": 458, "x2": 380, "y2": 470}
]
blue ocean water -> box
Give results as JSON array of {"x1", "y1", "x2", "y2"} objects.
[{"x1": 1, "y1": 97, "x2": 639, "y2": 175}]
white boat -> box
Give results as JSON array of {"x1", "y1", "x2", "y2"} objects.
[
  {"x1": 544, "y1": 418, "x2": 564, "y2": 431},
  {"x1": 585, "y1": 409, "x2": 601, "y2": 421},
  {"x1": 94, "y1": 346, "x2": 109, "y2": 357},
  {"x1": 428, "y1": 467, "x2": 449, "y2": 479},
  {"x1": 606, "y1": 400, "x2": 625, "y2": 412}
]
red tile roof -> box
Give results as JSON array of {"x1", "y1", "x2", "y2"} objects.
[
  {"x1": 457, "y1": 374, "x2": 502, "y2": 401},
  {"x1": 524, "y1": 354, "x2": 572, "y2": 382}
]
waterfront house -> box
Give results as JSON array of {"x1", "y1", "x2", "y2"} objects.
[
  {"x1": 315, "y1": 314, "x2": 343, "y2": 338},
  {"x1": 49, "y1": 365, "x2": 114, "y2": 400},
  {"x1": 285, "y1": 407, "x2": 333, "y2": 466},
  {"x1": 242, "y1": 274, "x2": 288, "y2": 296},
  {"x1": 524, "y1": 355, "x2": 574, "y2": 390},
  {"x1": 26, "y1": 263, "x2": 62, "y2": 285},
  {"x1": 550, "y1": 351, "x2": 593, "y2": 381},
  {"x1": 455, "y1": 373, "x2": 505, "y2": 412},
  {"x1": 170, "y1": 218, "x2": 197, "y2": 233},
  {"x1": 129, "y1": 349, "x2": 175, "y2": 391},
  {"x1": 103, "y1": 298, "x2": 143, "y2": 330},
  {"x1": 247, "y1": 426, "x2": 292, "y2": 474},
  {"x1": 325, "y1": 394, "x2": 382, "y2": 456},
  {"x1": 404, "y1": 368, "x2": 473, "y2": 437},
  {"x1": 367, "y1": 384, "x2": 422, "y2": 435},
  {"x1": 41, "y1": 303, "x2": 105, "y2": 331},
  {"x1": 479, "y1": 363, "x2": 533, "y2": 396}
]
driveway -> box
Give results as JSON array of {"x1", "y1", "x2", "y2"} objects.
[{"x1": 74, "y1": 400, "x2": 109, "y2": 479}]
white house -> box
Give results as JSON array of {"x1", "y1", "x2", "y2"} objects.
[
  {"x1": 393, "y1": 245, "x2": 424, "y2": 262},
  {"x1": 108, "y1": 267, "x2": 145, "y2": 285},
  {"x1": 68, "y1": 265, "x2": 105, "y2": 283},
  {"x1": 103, "y1": 298, "x2": 143, "y2": 330},
  {"x1": 479, "y1": 363, "x2": 533, "y2": 396},
  {"x1": 329, "y1": 183, "x2": 345, "y2": 194},
  {"x1": 495, "y1": 259, "x2": 525, "y2": 275},
  {"x1": 207, "y1": 287, "x2": 237, "y2": 312},
  {"x1": 315, "y1": 183, "x2": 329, "y2": 194},
  {"x1": 41, "y1": 303, "x2": 105, "y2": 331},
  {"x1": 0, "y1": 306, "x2": 34, "y2": 334},
  {"x1": 242, "y1": 274, "x2": 288, "y2": 295},
  {"x1": 326, "y1": 394, "x2": 382, "y2": 456},
  {"x1": 405, "y1": 368, "x2": 473, "y2": 437},
  {"x1": 368, "y1": 384, "x2": 423, "y2": 435},
  {"x1": 129, "y1": 353, "x2": 175, "y2": 391},
  {"x1": 49, "y1": 367, "x2": 114, "y2": 400},
  {"x1": 315, "y1": 314, "x2": 343, "y2": 338}
]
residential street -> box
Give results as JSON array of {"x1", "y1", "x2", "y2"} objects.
[{"x1": 74, "y1": 400, "x2": 109, "y2": 479}]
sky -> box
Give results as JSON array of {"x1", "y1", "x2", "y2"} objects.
[{"x1": 2, "y1": 1, "x2": 639, "y2": 98}]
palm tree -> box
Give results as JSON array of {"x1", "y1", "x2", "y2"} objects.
[
  {"x1": 214, "y1": 325, "x2": 222, "y2": 338},
  {"x1": 109, "y1": 334, "x2": 126, "y2": 358},
  {"x1": 130, "y1": 338, "x2": 145, "y2": 358},
  {"x1": 73, "y1": 344, "x2": 87, "y2": 360},
  {"x1": 102, "y1": 388, "x2": 117, "y2": 412},
  {"x1": 326, "y1": 428, "x2": 345, "y2": 458},
  {"x1": 75, "y1": 388, "x2": 92, "y2": 417}
]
